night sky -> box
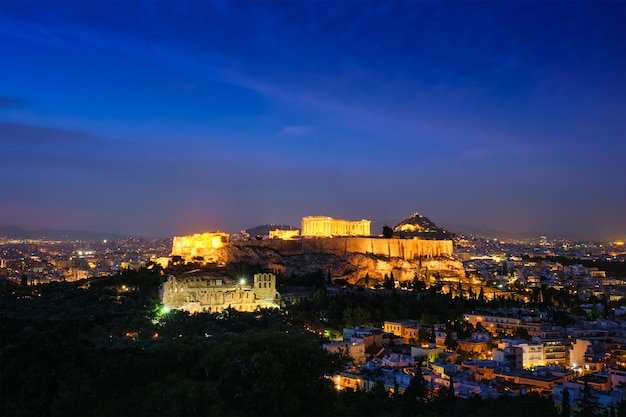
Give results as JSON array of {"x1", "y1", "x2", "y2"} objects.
[{"x1": 1, "y1": 1, "x2": 625, "y2": 240}]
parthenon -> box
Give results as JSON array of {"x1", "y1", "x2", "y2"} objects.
[{"x1": 301, "y1": 216, "x2": 371, "y2": 237}]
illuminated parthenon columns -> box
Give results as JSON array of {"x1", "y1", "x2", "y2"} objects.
[{"x1": 301, "y1": 216, "x2": 371, "y2": 237}]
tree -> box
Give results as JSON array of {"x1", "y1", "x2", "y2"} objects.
[
  {"x1": 617, "y1": 396, "x2": 626, "y2": 417},
  {"x1": 576, "y1": 382, "x2": 601, "y2": 417},
  {"x1": 448, "y1": 374, "x2": 455, "y2": 399},
  {"x1": 453, "y1": 320, "x2": 475, "y2": 340},
  {"x1": 590, "y1": 304, "x2": 601, "y2": 321},
  {"x1": 478, "y1": 286, "x2": 485, "y2": 302},
  {"x1": 413, "y1": 273, "x2": 426, "y2": 292},
  {"x1": 418, "y1": 328, "x2": 431, "y2": 345},
  {"x1": 401, "y1": 366, "x2": 428, "y2": 416},
  {"x1": 562, "y1": 387, "x2": 571, "y2": 417},
  {"x1": 20, "y1": 273, "x2": 28, "y2": 287},
  {"x1": 382, "y1": 225, "x2": 394, "y2": 238},
  {"x1": 444, "y1": 333, "x2": 458, "y2": 351},
  {"x1": 514, "y1": 326, "x2": 532, "y2": 341},
  {"x1": 383, "y1": 274, "x2": 393, "y2": 290}
]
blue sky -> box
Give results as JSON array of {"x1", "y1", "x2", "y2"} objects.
[{"x1": 1, "y1": 1, "x2": 625, "y2": 239}]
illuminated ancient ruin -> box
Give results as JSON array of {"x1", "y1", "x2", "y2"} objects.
[
  {"x1": 269, "y1": 229, "x2": 300, "y2": 239},
  {"x1": 159, "y1": 272, "x2": 280, "y2": 313},
  {"x1": 301, "y1": 216, "x2": 371, "y2": 237},
  {"x1": 171, "y1": 232, "x2": 229, "y2": 260}
]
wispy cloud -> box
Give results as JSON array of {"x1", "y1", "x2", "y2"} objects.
[
  {"x1": 278, "y1": 125, "x2": 315, "y2": 137},
  {"x1": 0, "y1": 121, "x2": 96, "y2": 144},
  {"x1": 0, "y1": 97, "x2": 26, "y2": 109}
]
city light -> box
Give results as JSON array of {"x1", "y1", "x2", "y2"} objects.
[{"x1": 153, "y1": 304, "x2": 171, "y2": 322}]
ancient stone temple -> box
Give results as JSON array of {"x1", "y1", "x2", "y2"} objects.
[
  {"x1": 159, "y1": 272, "x2": 280, "y2": 314},
  {"x1": 269, "y1": 229, "x2": 300, "y2": 239},
  {"x1": 171, "y1": 232, "x2": 229, "y2": 260},
  {"x1": 301, "y1": 216, "x2": 371, "y2": 237}
]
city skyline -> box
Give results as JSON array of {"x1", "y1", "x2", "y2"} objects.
[{"x1": 1, "y1": 1, "x2": 625, "y2": 240}]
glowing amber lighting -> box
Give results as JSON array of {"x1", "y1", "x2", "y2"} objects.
[
  {"x1": 615, "y1": 241, "x2": 624, "y2": 246},
  {"x1": 301, "y1": 216, "x2": 371, "y2": 237},
  {"x1": 396, "y1": 223, "x2": 423, "y2": 232},
  {"x1": 171, "y1": 232, "x2": 230, "y2": 260},
  {"x1": 269, "y1": 229, "x2": 300, "y2": 239}
]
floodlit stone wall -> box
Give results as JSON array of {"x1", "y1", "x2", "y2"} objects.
[
  {"x1": 232, "y1": 237, "x2": 453, "y2": 260},
  {"x1": 171, "y1": 232, "x2": 230, "y2": 259}
]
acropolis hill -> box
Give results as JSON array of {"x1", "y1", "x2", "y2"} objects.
[
  {"x1": 232, "y1": 237, "x2": 453, "y2": 259},
  {"x1": 168, "y1": 215, "x2": 463, "y2": 285}
]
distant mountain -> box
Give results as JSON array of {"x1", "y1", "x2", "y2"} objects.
[
  {"x1": 245, "y1": 224, "x2": 299, "y2": 238},
  {"x1": 440, "y1": 224, "x2": 533, "y2": 240},
  {"x1": 440, "y1": 223, "x2": 590, "y2": 241},
  {"x1": 0, "y1": 225, "x2": 129, "y2": 241}
]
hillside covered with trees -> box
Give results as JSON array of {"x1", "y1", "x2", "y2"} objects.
[{"x1": 1, "y1": 268, "x2": 566, "y2": 416}]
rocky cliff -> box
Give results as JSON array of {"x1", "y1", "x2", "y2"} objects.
[
  {"x1": 201, "y1": 239, "x2": 464, "y2": 286},
  {"x1": 230, "y1": 237, "x2": 453, "y2": 259}
]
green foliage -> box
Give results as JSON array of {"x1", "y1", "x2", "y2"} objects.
[
  {"x1": 575, "y1": 382, "x2": 602, "y2": 417},
  {"x1": 382, "y1": 225, "x2": 394, "y2": 239},
  {"x1": 339, "y1": 383, "x2": 397, "y2": 417},
  {"x1": 1, "y1": 268, "x2": 568, "y2": 417},
  {"x1": 405, "y1": 392, "x2": 560, "y2": 417},
  {"x1": 0, "y1": 269, "x2": 345, "y2": 417},
  {"x1": 284, "y1": 269, "x2": 328, "y2": 288},
  {"x1": 562, "y1": 387, "x2": 571, "y2": 417},
  {"x1": 617, "y1": 397, "x2": 626, "y2": 417},
  {"x1": 450, "y1": 319, "x2": 475, "y2": 339},
  {"x1": 286, "y1": 289, "x2": 469, "y2": 331},
  {"x1": 514, "y1": 326, "x2": 532, "y2": 341},
  {"x1": 401, "y1": 366, "x2": 428, "y2": 416},
  {"x1": 383, "y1": 273, "x2": 395, "y2": 290},
  {"x1": 455, "y1": 349, "x2": 481, "y2": 364},
  {"x1": 444, "y1": 333, "x2": 459, "y2": 351}
]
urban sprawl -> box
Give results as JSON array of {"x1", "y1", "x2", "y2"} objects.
[{"x1": 2, "y1": 214, "x2": 626, "y2": 416}]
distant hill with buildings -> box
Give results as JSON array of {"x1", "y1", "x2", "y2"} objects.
[
  {"x1": 392, "y1": 213, "x2": 454, "y2": 240},
  {"x1": 440, "y1": 223, "x2": 532, "y2": 240},
  {"x1": 441, "y1": 224, "x2": 589, "y2": 242},
  {"x1": 244, "y1": 224, "x2": 299, "y2": 238},
  {"x1": 0, "y1": 225, "x2": 128, "y2": 241}
]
